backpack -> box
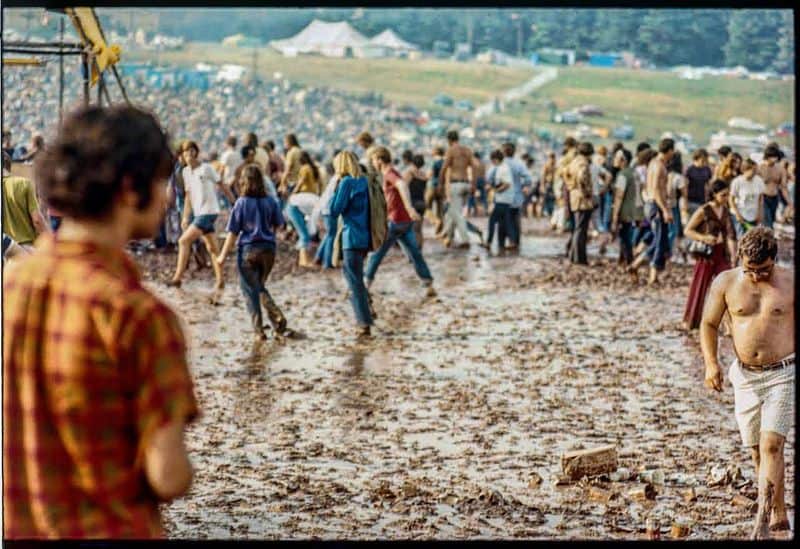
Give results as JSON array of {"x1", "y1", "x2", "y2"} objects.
[{"x1": 365, "y1": 167, "x2": 387, "y2": 252}]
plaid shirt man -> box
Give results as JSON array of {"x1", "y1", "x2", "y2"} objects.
[{"x1": 3, "y1": 234, "x2": 199, "y2": 539}]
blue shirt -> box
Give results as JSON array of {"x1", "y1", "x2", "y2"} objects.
[
  {"x1": 506, "y1": 157, "x2": 532, "y2": 209},
  {"x1": 226, "y1": 195, "x2": 284, "y2": 249},
  {"x1": 329, "y1": 175, "x2": 370, "y2": 251}
]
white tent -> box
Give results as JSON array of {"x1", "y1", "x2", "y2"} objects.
[
  {"x1": 369, "y1": 29, "x2": 419, "y2": 55},
  {"x1": 271, "y1": 19, "x2": 372, "y2": 58}
]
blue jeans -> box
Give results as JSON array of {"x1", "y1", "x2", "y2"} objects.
[
  {"x1": 237, "y1": 243, "x2": 287, "y2": 333},
  {"x1": 763, "y1": 194, "x2": 779, "y2": 228},
  {"x1": 597, "y1": 192, "x2": 612, "y2": 233},
  {"x1": 365, "y1": 221, "x2": 433, "y2": 284},
  {"x1": 508, "y1": 207, "x2": 521, "y2": 246},
  {"x1": 618, "y1": 220, "x2": 635, "y2": 265},
  {"x1": 285, "y1": 204, "x2": 310, "y2": 249},
  {"x1": 314, "y1": 214, "x2": 338, "y2": 268},
  {"x1": 645, "y1": 202, "x2": 670, "y2": 271},
  {"x1": 667, "y1": 204, "x2": 682, "y2": 253},
  {"x1": 342, "y1": 249, "x2": 373, "y2": 327},
  {"x1": 487, "y1": 203, "x2": 511, "y2": 249},
  {"x1": 543, "y1": 189, "x2": 555, "y2": 217}
]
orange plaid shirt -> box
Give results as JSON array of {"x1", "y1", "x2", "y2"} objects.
[{"x1": 3, "y1": 234, "x2": 199, "y2": 539}]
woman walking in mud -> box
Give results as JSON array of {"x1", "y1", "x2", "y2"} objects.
[
  {"x1": 682, "y1": 179, "x2": 737, "y2": 330},
  {"x1": 285, "y1": 151, "x2": 321, "y2": 268},
  {"x1": 328, "y1": 150, "x2": 374, "y2": 339},
  {"x1": 216, "y1": 164, "x2": 295, "y2": 341}
]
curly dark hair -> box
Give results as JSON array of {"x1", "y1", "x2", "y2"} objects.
[
  {"x1": 36, "y1": 105, "x2": 172, "y2": 220},
  {"x1": 738, "y1": 227, "x2": 778, "y2": 263}
]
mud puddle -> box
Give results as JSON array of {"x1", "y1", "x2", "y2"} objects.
[{"x1": 149, "y1": 217, "x2": 793, "y2": 539}]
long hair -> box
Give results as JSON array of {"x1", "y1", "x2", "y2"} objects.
[
  {"x1": 300, "y1": 150, "x2": 319, "y2": 181},
  {"x1": 333, "y1": 150, "x2": 362, "y2": 179},
  {"x1": 241, "y1": 164, "x2": 267, "y2": 198}
]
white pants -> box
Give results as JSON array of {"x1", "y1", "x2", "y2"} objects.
[
  {"x1": 729, "y1": 355, "x2": 795, "y2": 447},
  {"x1": 443, "y1": 182, "x2": 470, "y2": 244}
]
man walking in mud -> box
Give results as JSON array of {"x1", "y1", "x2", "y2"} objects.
[
  {"x1": 439, "y1": 130, "x2": 475, "y2": 248},
  {"x1": 700, "y1": 227, "x2": 794, "y2": 539}
]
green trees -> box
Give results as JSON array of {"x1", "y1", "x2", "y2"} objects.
[{"x1": 724, "y1": 10, "x2": 783, "y2": 70}]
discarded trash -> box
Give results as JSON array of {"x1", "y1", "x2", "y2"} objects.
[
  {"x1": 682, "y1": 487, "x2": 697, "y2": 503},
  {"x1": 646, "y1": 518, "x2": 661, "y2": 540},
  {"x1": 638, "y1": 469, "x2": 665, "y2": 485},
  {"x1": 561, "y1": 444, "x2": 618, "y2": 480},
  {"x1": 628, "y1": 483, "x2": 656, "y2": 501},
  {"x1": 588, "y1": 486, "x2": 617, "y2": 504},
  {"x1": 528, "y1": 472, "x2": 543, "y2": 488},
  {"x1": 707, "y1": 464, "x2": 745, "y2": 487},
  {"x1": 670, "y1": 520, "x2": 691, "y2": 539},
  {"x1": 608, "y1": 467, "x2": 632, "y2": 482}
]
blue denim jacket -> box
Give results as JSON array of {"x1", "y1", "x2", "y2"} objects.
[
  {"x1": 329, "y1": 175, "x2": 370, "y2": 250},
  {"x1": 506, "y1": 157, "x2": 532, "y2": 209}
]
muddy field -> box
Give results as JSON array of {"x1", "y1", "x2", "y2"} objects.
[{"x1": 141, "y1": 218, "x2": 795, "y2": 540}]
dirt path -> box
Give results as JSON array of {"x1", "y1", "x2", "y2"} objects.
[{"x1": 147, "y1": 218, "x2": 794, "y2": 539}]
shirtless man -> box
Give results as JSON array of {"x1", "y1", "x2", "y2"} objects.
[
  {"x1": 439, "y1": 130, "x2": 475, "y2": 248},
  {"x1": 701, "y1": 227, "x2": 794, "y2": 539},
  {"x1": 757, "y1": 145, "x2": 791, "y2": 229}
]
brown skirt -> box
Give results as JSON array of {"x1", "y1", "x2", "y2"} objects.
[{"x1": 683, "y1": 243, "x2": 731, "y2": 329}]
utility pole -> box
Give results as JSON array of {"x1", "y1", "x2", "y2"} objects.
[
  {"x1": 466, "y1": 12, "x2": 474, "y2": 54},
  {"x1": 517, "y1": 20, "x2": 522, "y2": 58},
  {"x1": 59, "y1": 17, "x2": 65, "y2": 126},
  {"x1": 23, "y1": 10, "x2": 35, "y2": 39}
]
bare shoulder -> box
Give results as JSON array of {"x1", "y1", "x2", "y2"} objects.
[{"x1": 711, "y1": 267, "x2": 739, "y2": 294}]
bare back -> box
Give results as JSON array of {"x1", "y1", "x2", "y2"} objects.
[
  {"x1": 444, "y1": 143, "x2": 474, "y2": 183},
  {"x1": 721, "y1": 266, "x2": 795, "y2": 364},
  {"x1": 646, "y1": 157, "x2": 667, "y2": 205}
]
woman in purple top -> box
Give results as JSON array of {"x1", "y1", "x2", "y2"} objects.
[{"x1": 216, "y1": 165, "x2": 294, "y2": 340}]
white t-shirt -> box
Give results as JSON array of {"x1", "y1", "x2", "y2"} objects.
[
  {"x1": 220, "y1": 148, "x2": 242, "y2": 185},
  {"x1": 731, "y1": 174, "x2": 766, "y2": 221},
  {"x1": 183, "y1": 162, "x2": 221, "y2": 216},
  {"x1": 494, "y1": 162, "x2": 514, "y2": 204}
]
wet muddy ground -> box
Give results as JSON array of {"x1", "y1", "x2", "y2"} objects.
[{"x1": 141, "y1": 217, "x2": 794, "y2": 540}]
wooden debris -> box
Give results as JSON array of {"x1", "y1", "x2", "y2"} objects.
[
  {"x1": 561, "y1": 444, "x2": 618, "y2": 480},
  {"x1": 732, "y1": 493, "x2": 757, "y2": 513},
  {"x1": 588, "y1": 486, "x2": 616, "y2": 504}
]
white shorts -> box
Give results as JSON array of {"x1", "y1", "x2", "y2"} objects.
[{"x1": 728, "y1": 355, "x2": 795, "y2": 447}]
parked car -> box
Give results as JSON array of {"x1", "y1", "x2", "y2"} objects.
[
  {"x1": 432, "y1": 93, "x2": 454, "y2": 107},
  {"x1": 577, "y1": 104, "x2": 604, "y2": 117},
  {"x1": 776, "y1": 122, "x2": 794, "y2": 137},
  {"x1": 455, "y1": 99, "x2": 474, "y2": 111},
  {"x1": 612, "y1": 124, "x2": 635, "y2": 140},
  {"x1": 553, "y1": 111, "x2": 580, "y2": 124}
]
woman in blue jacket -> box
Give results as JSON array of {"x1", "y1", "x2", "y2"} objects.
[{"x1": 329, "y1": 150, "x2": 373, "y2": 338}]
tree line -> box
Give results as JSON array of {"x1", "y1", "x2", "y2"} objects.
[{"x1": 125, "y1": 8, "x2": 793, "y2": 73}]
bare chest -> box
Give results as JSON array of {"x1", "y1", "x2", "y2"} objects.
[{"x1": 728, "y1": 283, "x2": 793, "y2": 319}]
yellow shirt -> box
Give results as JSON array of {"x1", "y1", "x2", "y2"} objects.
[
  {"x1": 2, "y1": 175, "x2": 40, "y2": 244},
  {"x1": 295, "y1": 165, "x2": 320, "y2": 195},
  {"x1": 284, "y1": 146, "x2": 302, "y2": 185}
]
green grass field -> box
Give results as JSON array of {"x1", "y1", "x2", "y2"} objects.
[
  {"x1": 129, "y1": 44, "x2": 794, "y2": 149},
  {"x1": 128, "y1": 42, "x2": 535, "y2": 107},
  {"x1": 495, "y1": 66, "x2": 794, "y2": 147}
]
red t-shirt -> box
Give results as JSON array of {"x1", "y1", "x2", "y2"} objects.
[{"x1": 383, "y1": 167, "x2": 412, "y2": 223}]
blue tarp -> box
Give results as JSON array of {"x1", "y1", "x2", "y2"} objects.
[{"x1": 589, "y1": 53, "x2": 621, "y2": 67}]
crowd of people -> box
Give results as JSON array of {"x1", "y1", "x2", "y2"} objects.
[{"x1": 1, "y1": 66, "x2": 796, "y2": 540}]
